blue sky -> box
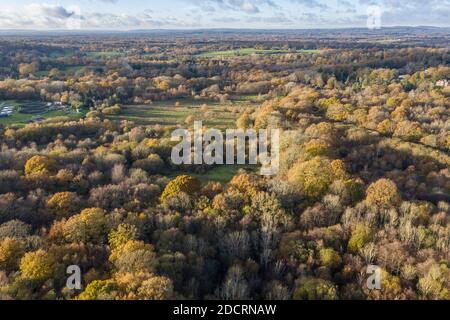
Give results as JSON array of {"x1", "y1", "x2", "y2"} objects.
[{"x1": 0, "y1": 0, "x2": 449, "y2": 30}]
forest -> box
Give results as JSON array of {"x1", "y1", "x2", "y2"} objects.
[{"x1": 0, "y1": 28, "x2": 449, "y2": 300}]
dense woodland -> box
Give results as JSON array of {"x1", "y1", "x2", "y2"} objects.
[{"x1": 0, "y1": 29, "x2": 449, "y2": 300}]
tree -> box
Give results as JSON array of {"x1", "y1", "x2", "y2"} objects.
[
  {"x1": 0, "y1": 220, "x2": 31, "y2": 239},
  {"x1": 348, "y1": 224, "x2": 374, "y2": 253},
  {"x1": 78, "y1": 279, "x2": 118, "y2": 300},
  {"x1": 331, "y1": 160, "x2": 348, "y2": 179},
  {"x1": 46, "y1": 192, "x2": 81, "y2": 218},
  {"x1": 219, "y1": 265, "x2": 249, "y2": 300},
  {"x1": 236, "y1": 113, "x2": 252, "y2": 129},
  {"x1": 19, "y1": 250, "x2": 54, "y2": 282},
  {"x1": 0, "y1": 237, "x2": 25, "y2": 271},
  {"x1": 304, "y1": 139, "x2": 331, "y2": 157},
  {"x1": 288, "y1": 157, "x2": 334, "y2": 201},
  {"x1": 319, "y1": 248, "x2": 342, "y2": 269},
  {"x1": 185, "y1": 115, "x2": 195, "y2": 125},
  {"x1": 366, "y1": 178, "x2": 401, "y2": 207},
  {"x1": 136, "y1": 276, "x2": 174, "y2": 300},
  {"x1": 160, "y1": 175, "x2": 201, "y2": 202},
  {"x1": 62, "y1": 208, "x2": 107, "y2": 244},
  {"x1": 19, "y1": 62, "x2": 39, "y2": 77},
  {"x1": 418, "y1": 264, "x2": 450, "y2": 300},
  {"x1": 24, "y1": 155, "x2": 56, "y2": 175},
  {"x1": 102, "y1": 105, "x2": 122, "y2": 115},
  {"x1": 108, "y1": 224, "x2": 139, "y2": 250},
  {"x1": 293, "y1": 278, "x2": 338, "y2": 300},
  {"x1": 109, "y1": 240, "x2": 158, "y2": 273}
]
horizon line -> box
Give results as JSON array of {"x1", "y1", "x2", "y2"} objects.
[{"x1": 0, "y1": 25, "x2": 449, "y2": 33}]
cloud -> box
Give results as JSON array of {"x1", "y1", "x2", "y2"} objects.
[
  {"x1": 0, "y1": 3, "x2": 195, "y2": 30},
  {"x1": 241, "y1": 2, "x2": 260, "y2": 14},
  {"x1": 189, "y1": 0, "x2": 278, "y2": 15},
  {"x1": 356, "y1": 0, "x2": 450, "y2": 27},
  {"x1": 290, "y1": 0, "x2": 329, "y2": 10},
  {"x1": 0, "y1": 1, "x2": 449, "y2": 30}
]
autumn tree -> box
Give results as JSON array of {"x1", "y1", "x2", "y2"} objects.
[
  {"x1": 62, "y1": 208, "x2": 107, "y2": 244},
  {"x1": 160, "y1": 175, "x2": 201, "y2": 202},
  {"x1": 109, "y1": 240, "x2": 158, "y2": 273},
  {"x1": 108, "y1": 224, "x2": 139, "y2": 250},
  {"x1": 293, "y1": 278, "x2": 337, "y2": 300},
  {"x1": 46, "y1": 192, "x2": 81, "y2": 218},
  {"x1": 19, "y1": 250, "x2": 54, "y2": 282},
  {"x1": 24, "y1": 155, "x2": 56, "y2": 175},
  {"x1": 366, "y1": 178, "x2": 401, "y2": 207},
  {"x1": 288, "y1": 156, "x2": 334, "y2": 201},
  {"x1": 0, "y1": 237, "x2": 25, "y2": 272}
]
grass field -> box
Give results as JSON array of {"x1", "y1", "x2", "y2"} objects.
[
  {"x1": 85, "y1": 51, "x2": 124, "y2": 58},
  {"x1": 0, "y1": 100, "x2": 85, "y2": 126},
  {"x1": 168, "y1": 164, "x2": 258, "y2": 184},
  {"x1": 198, "y1": 48, "x2": 321, "y2": 57},
  {"x1": 193, "y1": 165, "x2": 258, "y2": 184},
  {"x1": 106, "y1": 98, "x2": 250, "y2": 128}
]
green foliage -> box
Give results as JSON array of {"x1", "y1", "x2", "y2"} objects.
[
  {"x1": 348, "y1": 224, "x2": 374, "y2": 253},
  {"x1": 78, "y1": 279, "x2": 118, "y2": 300},
  {"x1": 319, "y1": 248, "x2": 342, "y2": 269},
  {"x1": 293, "y1": 278, "x2": 338, "y2": 300}
]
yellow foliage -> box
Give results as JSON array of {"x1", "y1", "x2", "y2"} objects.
[
  {"x1": 0, "y1": 237, "x2": 25, "y2": 271},
  {"x1": 19, "y1": 249, "x2": 54, "y2": 282},
  {"x1": 288, "y1": 156, "x2": 334, "y2": 200},
  {"x1": 46, "y1": 192, "x2": 79, "y2": 218},
  {"x1": 24, "y1": 155, "x2": 56, "y2": 175},
  {"x1": 160, "y1": 175, "x2": 201, "y2": 202},
  {"x1": 366, "y1": 178, "x2": 401, "y2": 207}
]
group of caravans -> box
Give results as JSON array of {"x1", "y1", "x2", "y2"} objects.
[{"x1": 0, "y1": 105, "x2": 13, "y2": 118}]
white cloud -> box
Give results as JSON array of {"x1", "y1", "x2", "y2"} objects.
[
  {"x1": 0, "y1": 1, "x2": 448, "y2": 30},
  {"x1": 0, "y1": 3, "x2": 195, "y2": 30},
  {"x1": 241, "y1": 2, "x2": 260, "y2": 14}
]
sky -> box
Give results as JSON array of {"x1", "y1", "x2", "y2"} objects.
[{"x1": 0, "y1": 0, "x2": 449, "y2": 30}]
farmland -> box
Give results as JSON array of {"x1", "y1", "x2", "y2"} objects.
[
  {"x1": 105, "y1": 97, "x2": 259, "y2": 128},
  {"x1": 198, "y1": 48, "x2": 321, "y2": 57}
]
